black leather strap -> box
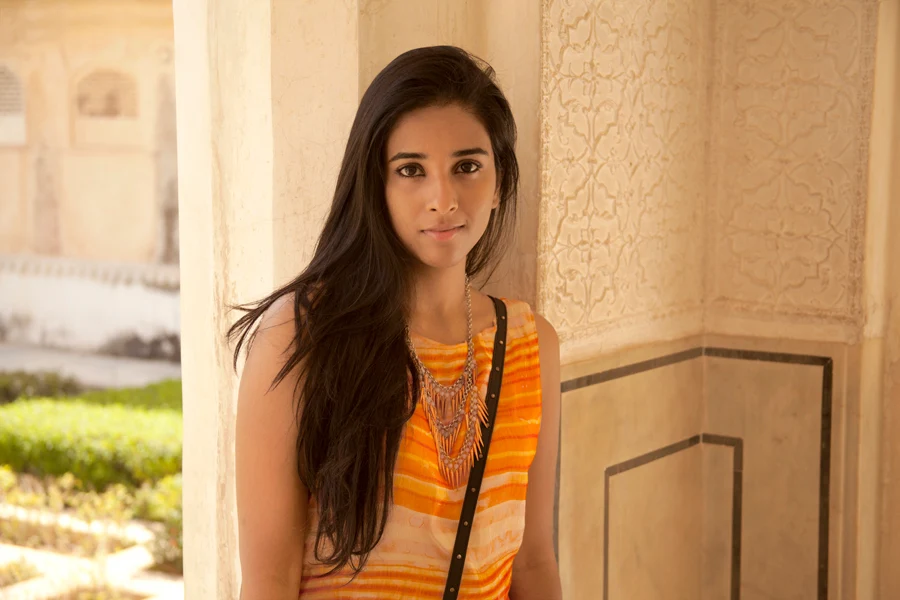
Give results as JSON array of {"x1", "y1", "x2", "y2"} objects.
[{"x1": 443, "y1": 296, "x2": 508, "y2": 599}]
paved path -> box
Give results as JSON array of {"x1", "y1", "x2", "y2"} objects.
[{"x1": 0, "y1": 344, "x2": 181, "y2": 388}]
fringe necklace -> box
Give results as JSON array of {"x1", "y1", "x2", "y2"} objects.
[{"x1": 405, "y1": 277, "x2": 488, "y2": 488}]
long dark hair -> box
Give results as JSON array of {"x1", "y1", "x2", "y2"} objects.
[{"x1": 228, "y1": 45, "x2": 519, "y2": 575}]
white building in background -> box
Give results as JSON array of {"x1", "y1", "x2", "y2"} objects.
[{"x1": 0, "y1": 0, "x2": 180, "y2": 360}]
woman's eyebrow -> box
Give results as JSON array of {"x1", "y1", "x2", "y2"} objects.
[
  {"x1": 387, "y1": 147, "x2": 489, "y2": 163},
  {"x1": 452, "y1": 147, "x2": 489, "y2": 158},
  {"x1": 388, "y1": 151, "x2": 426, "y2": 162}
]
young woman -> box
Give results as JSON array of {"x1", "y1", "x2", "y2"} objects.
[{"x1": 231, "y1": 46, "x2": 562, "y2": 599}]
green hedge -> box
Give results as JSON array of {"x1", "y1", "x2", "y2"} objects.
[
  {"x1": 76, "y1": 380, "x2": 182, "y2": 412},
  {"x1": 0, "y1": 371, "x2": 84, "y2": 405},
  {"x1": 0, "y1": 372, "x2": 181, "y2": 411},
  {"x1": 0, "y1": 400, "x2": 181, "y2": 490}
]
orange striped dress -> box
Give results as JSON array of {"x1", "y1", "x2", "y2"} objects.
[{"x1": 298, "y1": 298, "x2": 543, "y2": 599}]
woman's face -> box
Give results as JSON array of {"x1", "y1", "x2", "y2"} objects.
[{"x1": 384, "y1": 103, "x2": 499, "y2": 271}]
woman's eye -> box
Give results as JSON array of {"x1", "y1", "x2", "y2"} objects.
[
  {"x1": 458, "y1": 161, "x2": 481, "y2": 174},
  {"x1": 397, "y1": 165, "x2": 422, "y2": 178}
]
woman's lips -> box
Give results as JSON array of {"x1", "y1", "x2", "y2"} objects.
[{"x1": 423, "y1": 225, "x2": 464, "y2": 241}]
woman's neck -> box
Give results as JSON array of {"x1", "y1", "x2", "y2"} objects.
[
  {"x1": 409, "y1": 265, "x2": 468, "y2": 324},
  {"x1": 407, "y1": 265, "x2": 483, "y2": 345},
  {"x1": 406, "y1": 265, "x2": 497, "y2": 345}
]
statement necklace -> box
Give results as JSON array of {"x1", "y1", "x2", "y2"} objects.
[{"x1": 405, "y1": 278, "x2": 487, "y2": 487}]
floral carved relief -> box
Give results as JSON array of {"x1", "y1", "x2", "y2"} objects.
[
  {"x1": 540, "y1": 0, "x2": 711, "y2": 343},
  {"x1": 540, "y1": 0, "x2": 877, "y2": 347},
  {"x1": 708, "y1": 0, "x2": 876, "y2": 323}
]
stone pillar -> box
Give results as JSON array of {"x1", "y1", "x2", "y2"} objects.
[
  {"x1": 173, "y1": 0, "x2": 273, "y2": 596},
  {"x1": 865, "y1": 1, "x2": 900, "y2": 597},
  {"x1": 173, "y1": 0, "x2": 358, "y2": 596},
  {"x1": 271, "y1": 1, "x2": 360, "y2": 280}
]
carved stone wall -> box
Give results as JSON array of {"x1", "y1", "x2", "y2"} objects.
[
  {"x1": 541, "y1": 0, "x2": 878, "y2": 359},
  {"x1": 543, "y1": 2, "x2": 887, "y2": 599},
  {"x1": 707, "y1": 0, "x2": 878, "y2": 340},
  {"x1": 540, "y1": 0, "x2": 712, "y2": 360}
]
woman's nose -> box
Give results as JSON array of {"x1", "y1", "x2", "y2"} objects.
[{"x1": 427, "y1": 174, "x2": 458, "y2": 214}]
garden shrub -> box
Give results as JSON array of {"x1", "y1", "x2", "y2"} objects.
[
  {"x1": 0, "y1": 464, "x2": 14, "y2": 495},
  {"x1": 0, "y1": 557, "x2": 40, "y2": 587},
  {"x1": 0, "y1": 371, "x2": 84, "y2": 405},
  {"x1": 149, "y1": 505, "x2": 183, "y2": 574},
  {"x1": 76, "y1": 380, "x2": 182, "y2": 412},
  {"x1": 134, "y1": 474, "x2": 182, "y2": 522},
  {"x1": 0, "y1": 400, "x2": 181, "y2": 490}
]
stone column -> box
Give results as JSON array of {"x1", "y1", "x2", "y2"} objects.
[
  {"x1": 271, "y1": 1, "x2": 360, "y2": 281},
  {"x1": 172, "y1": 0, "x2": 358, "y2": 596},
  {"x1": 865, "y1": 1, "x2": 900, "y2": 597}
]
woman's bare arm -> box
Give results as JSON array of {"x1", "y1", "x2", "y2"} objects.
[
  {"x1": 509, "y1": 313, "x2": 563, "y2": 600},
  {"x1": 236, "y1": 297, "x2": 308, "y2": 599}
]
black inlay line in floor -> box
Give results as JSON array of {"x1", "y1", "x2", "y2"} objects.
[
  {"x1": 602, "y1": 433, "x2": 743, "y2": 600},
  {"x1": 561, "y1": 346, "x2": 832, "y2": 600}
]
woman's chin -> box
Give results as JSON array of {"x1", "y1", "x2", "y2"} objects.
[{"x1": 412, "y1": 250, "x2": 469, "y2": 272}]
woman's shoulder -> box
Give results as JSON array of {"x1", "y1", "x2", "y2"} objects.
[
  {"x1": 493, "y1": 296, "x2": 558, "y2": 347},
  {"x1": 492, "y1": 295, "x2": 531, "y2": 317}
]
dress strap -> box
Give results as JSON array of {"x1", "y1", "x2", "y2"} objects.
[{"x1": 443, "y1": 296, "x2": 507, "y2": 599}]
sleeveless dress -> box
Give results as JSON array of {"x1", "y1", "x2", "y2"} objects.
[{"x1": 298, "y1": 298, "x2": 543, "y2": 599}]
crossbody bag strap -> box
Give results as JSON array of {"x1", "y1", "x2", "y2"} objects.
[{"x1": 442, "y1": 296, "x2": 508, "y2": 599}]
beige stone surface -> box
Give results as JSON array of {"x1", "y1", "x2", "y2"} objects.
[
  {"x1": 557, "y1": 384, "x2": 607, "y2": 597},
  {"x1": 706, "y1": 1, "x2": 878, "y2": 342},
  {"x1": 558, "y1": 334, "x2": 858, "y2": 598},
  {"x1": 173, "y1": 0, "x2": 363, "y2": 596},
  {"x1": 608, "y1": 445, "x2": 703, "y2": 600},
  {"x1": 173, "y1": 0, "x2": 274, "y2": 597},
  {"x1": 0, "y1": 0, "x2": 174, "y2": 264},
  {"x1": 271, "y1": 0, "x2": 360, "y2": 282},
  {"x1": 560, "y1": 334, "x2": 703, "y2": 384},
  {"x1": 540, "y1": 0, "x2": 879, "y2": 358},
  {"x1": 701, "y1": 444, "x2": 734, "y2": 600},
  {"x1": 539, "y1": 0, "x2": 711, "y2": 361},
  {"x1": 542, "y1": 3, "x2": 889, "y2": 592},
  {"x1": 0, "y1": 151, "x2": 28, "y2": 252},
  {"x1": 60, "y1": 154, "x2": 156, "y2": 260},
  {"x1": 559, "y1": 355, "x2": 703, "y2": 598},
  {"x1": 865, "y1": 2, "x2": 900, "y2": 599},
  {"x1": 706, "y1": 356, "x2": 823, "y2": 600},
  {"x1": 703, "y1": 334, "x2": 854, "y2": 597}
]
